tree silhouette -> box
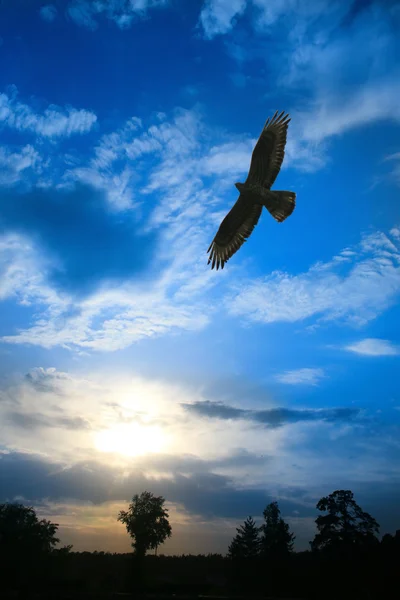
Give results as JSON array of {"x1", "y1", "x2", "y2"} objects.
[
  {"x1": 311, "y1": 489, "x2": 379, "y2": 552},
  {"x1": 260, "y1": 501, "x2": 295, "y2": 557},
  {"x1": 0, "y1": 503, "x2": 60, "y2": 590},
  {"x1": 228, "y1": 516, "x2": 261, "y2": 559},
  {"x1": 118, "y1": 491, "x2": 172, "y2": 558},
  {"x1": 0, "y1": 502, "x2": 60, "y2": 554}
]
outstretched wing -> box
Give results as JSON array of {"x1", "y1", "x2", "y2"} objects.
[
  {"x1": 207, "y1": 195, "x2": 262, "y2": 270},
  {"x1": 245, "y1": 110, "x2": 290, "y2": 190}
]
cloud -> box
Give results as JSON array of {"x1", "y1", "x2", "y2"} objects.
[
  {"x1": 1, "y1": 85, "x2": 397, "y2": 352},
  {"x1": 39, "y1": 4, "x2": 57, "y2": 22},
  {"x1": 24, "y1": 367, "x2": 73, "y2": 394},
  {"x1": 5, "y1": 411, "x2": 90, "y2": 431},
  {"x1": 227, "y1": 228, "x2": 400, "y2": 327},
  {"x1": 291, "y1": 77, "x2": 400, "y2": 144},
  {"x1": 201, "y1": 1, "x2": 400, "y2": 172},
  {"x1": 275, "y1": 368, "x2": 326, "y2": 386},
  {"x1": 385, "y1": 152, "x2": 400, "y2": 186},
  {"x1": 0, "y1": 233, "x2": 61, "y2": 307},
  {"x1": 0, "y1": 86, "x2": 97, "y2": 138},
  {"x1": 182, "y1": 400, "x2": 360, "y2": 428},
  {"x1": 0, "y1": 106, "x2": 251, "y2": 350},
  {"x1": 0, "y1": 144, "x2": 43, "y2": 187},
  {"x1": 0, "y1": 450, "x2": 309, "y2": 523},
  {"x1": 0, "y1": 184, "x2": 157, "y2": 295},
  {"x1": 0, "y1": 367, "x2": 399, "y2": 551},
  {"x1": 199, "y1": 0, "x2": 247, "y2": 39},
  {"x1": 344, "y1": 338, "x2": 400, "y2": 357},
  {"x1": 66, "y1": 0, "x2": 168, "y2": 31}
]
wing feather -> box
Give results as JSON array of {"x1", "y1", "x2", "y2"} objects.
[
  {"x1": 245, "y1": 110, "x2": 291, "y2": 189},
  {"x1": 207, "y1": 195, "x2": 262, "y2": 270}
]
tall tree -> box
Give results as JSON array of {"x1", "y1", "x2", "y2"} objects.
[
  {"x1": 228, "y1": 516, "x2": 261, "y2": 559},
  {"x1": 311, "y1": 489, "x2": 379, "y2": 552},
  {"x1": 260, "y1": 501, "x2": 295, "y2": 557},
  {"x1": 118, "y1": 491, "x2": 172, "y2": 558},
  {"x1": 0, "y1": 503, "x2": 60, "y2": 590}
]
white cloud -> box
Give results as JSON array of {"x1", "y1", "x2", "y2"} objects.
[
  {"x1": 67, "y1": 0, "x2": 168, "y2": 30},
  {"x1": 201, "y1": 140, "x2": 255, "y2": 177},
  {"x1": 39, "y1": 5, "x2": 57, "y2": 22},
  {"x1": 293, "y1": 78, "x2": 400, "y2": 145},
  {"x1": 276, "y1": 368, "x2": 326, "y2": 386},
  {"x1": 199, "y1": 0, "x2": 341, "y2": 39},
  {"x1": 344, "y1": 338, "x2": 400, "y2": 357},
  {"x1": 2, "y1": 95, "x2": 398, "y2": 352},
  {"x1": 200, "y1": 1, "x2": 400, "y2": 173},
  {"x1": 385, "y1": 153, "x2": 400, "y2": 186},
  {"x1": 0, "y1": 86, "x2": 97, "y2": 138},
  {"x1": 228, "y1": 228, "x2": 400, "y2": 327},
  {"x1": 199, "y1": 0, "x2": 247, "y2": 38},
  {"x1": 285, "y1": 76, "x2": 400, "y2": 172},
  {"x1": 0, "y1": 108, "x2": 241, "y2": 351},
  {"x1": 0, "y1": 233, "x2": 65, "y2": 308},
  {"x1": 0, "y1": 144, "x2": 43, "y2": 186}
]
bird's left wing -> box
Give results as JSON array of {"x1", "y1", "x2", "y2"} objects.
[
  {"x1": 245, "y1": 110, "x2": 291, "y2": 189},
  {"x1": 207, "y1": 194, "x2": 263, "y2": 270}
]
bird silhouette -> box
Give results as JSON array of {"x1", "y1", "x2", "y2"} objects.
[{"x1": 207, "y1": 110, "x2": 296, "y2": 270}]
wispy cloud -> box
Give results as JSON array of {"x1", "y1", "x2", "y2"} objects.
[
  {"x1": 227, "y1": 228, "x2": 400, "y2": 327},
  {"x1": 344, "y1": 338, "x2": 400, "y2": 357},
  {"x1": 201, "y1": 1, "x2": 400, "y2": 173},
  {"x1": 0, "y1": 86, "x2": 97, "y2": 138},
  {"x1": 39, "y1": 4, "x2": 57, "y2": 22},
  {"x1": 385, "y1": 153, "x2": 400, "y2": 186},
  {"x1": 0, "y1": 233, "x2": 63, "y2": 307},
  {"x1": 275, "y1": 368, "x2": 326, "y2": 386},
  {"x1": 67, "y1": 0, "x2": 168, "y2": 30},
  {"x1": 199, "y1": 0, "x2": 247, "y2": 39},
  {"x1": 0, "y1": 106, "x2": 254, "y2": 351},
  {"x1": 0, "y1": 145, "x2": 43, "y2": 187}
]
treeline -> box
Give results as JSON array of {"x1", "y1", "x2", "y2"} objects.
[{"x1": 1, "y1": 490, "x2": 400, "y2": 599}]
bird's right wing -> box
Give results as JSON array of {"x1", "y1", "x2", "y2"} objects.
[
  {"x1": 207, "y1": 194, "x2": 263, "y2": 270},
  {"x1": 245, "y1": 110, "x2": 291, "y2": 189}
]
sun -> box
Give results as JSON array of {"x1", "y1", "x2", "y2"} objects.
[{"x1": 94, "y1": 422, "x2": 167, "y2": 457}]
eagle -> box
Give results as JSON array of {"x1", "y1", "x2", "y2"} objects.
[{"x1": 207, "y1": 110, "x2": 296, "y2": 270}]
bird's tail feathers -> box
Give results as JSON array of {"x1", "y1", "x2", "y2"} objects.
[{"x1": 265, "y1": 190, "x2": 296, "y2": 223}]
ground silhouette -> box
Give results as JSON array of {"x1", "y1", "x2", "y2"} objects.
[{"x1": 1, "y1": 489, "x2": 399, "y2": 599}]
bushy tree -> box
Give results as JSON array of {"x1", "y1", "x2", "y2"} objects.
[
  {"x1": 118, "y1": 491, "x2": 172, "y2": 557},
  {"x1": 0, "y1": 503, "x2": 60, "y2": 590},
  {"x1": 0, "y1": 502, "x2": 60, "y2": 555},
  {"x1": 311, "y1": 489, "x2": 379, "y2": 553},
  {"x1": 228, "y1": 516, "x2": 261, "y2": 559},
  {"x1": 260, "y1": 501, "x2": 295, "y2": 557}
]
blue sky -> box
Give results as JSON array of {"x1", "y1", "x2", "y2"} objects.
[{"x1": 0, "y1": 0, "x2": 400, "y2": 554}]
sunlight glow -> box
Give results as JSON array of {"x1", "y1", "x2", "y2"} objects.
[{"x1": 94, "y1": 423, "x2": 167, "y2": 457}]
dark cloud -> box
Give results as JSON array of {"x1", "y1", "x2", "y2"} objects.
[
  {"x1": 5, "y1": 411, "x2": 90, "y2": 431},
  {"x1": 2, "y1": 452, "x2": 399, "y2": 544},
  {"x1": 24, "y1": 368, "x2": 69, "y2": 395},
  {"x1": 0, "y1": 451, "x2": 309, "y2": 520},
  {"x1": 0, "y1": 184, "x2": 157, "y2": 295},
  {"x1": 184, "y1": 400, "x2": 245, "y2": 420},
  {"x1": 182, "y1": 401, "x2": 361, "y2": 428}
]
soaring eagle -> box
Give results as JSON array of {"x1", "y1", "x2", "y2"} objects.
[{"x1": 207, "y1": 110, "x2": 296, "y2": 270}]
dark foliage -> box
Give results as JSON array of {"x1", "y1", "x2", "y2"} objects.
[
  {"x1": 1, "y1": 491, "x2": 399, "y2": 599},
  {"x1": 0, "y1": 502, "x2": 60, "y2": 591},
  {"x1": 228, "y1": 515, "x2": 261, "y2": 559},
  {"x1": 117, "y1": 490, "x2": 172, "y2": 557},
  {"x1": 260, "y1": 500, "x2": 295, "y2": 557},
  {"x1": 311, "y1": 489, "x2": 379, "y2": 554}
]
